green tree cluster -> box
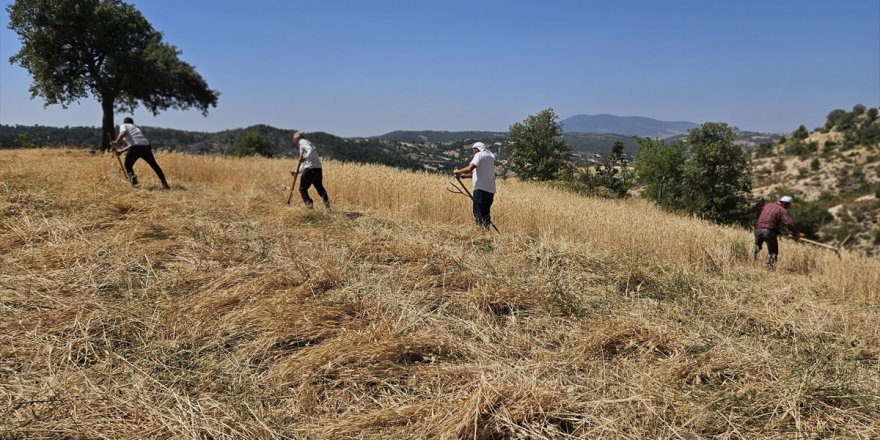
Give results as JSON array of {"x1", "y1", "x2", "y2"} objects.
[
  {"x1": 13, "y1": 133, "x2": 35, "y2": 148},
  {"x1": 775, "y1": 105, "x2": 879, "y2": 157},
  {"x1": 635, "y1": 122, "x2": 752, "y2": 225},
  {"x1": 632, "y1": 137, "x2": 686, "y2": 208},
  {"x1": 506, "y1": 108, "x2": 572, "y2": 181},
  {"x1": 825, "y1": 109, "x2": 856, "y2": 131},
  {"x1": 824, "y1": 104, "x2": 875, "y2": 132},
  {"x1": 231, "y1": 129, "x2": 272, "y2": 157},
  {"x1": 580, "y1": 141, "x2": 633, "y2": 198},
  {"x1": 792, "y1": 124, "x2": 809, "y2": 140}
]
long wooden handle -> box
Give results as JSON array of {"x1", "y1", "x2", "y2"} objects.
[
  {"x1": 107, "y1": 134, "x2": 126, "y2": 176},
  {"x1": 839, "y1": 233, "x2": 853, "y2": 250},
  {"x1": 286, "y1": 157, "x2": 304, "y2": 205},
  {"x1": 455, "y1": 175, "x2": 473, "y2": 199},
  {"x1": 799, "y1": 237, "x2": 838, "y2": 251},
  {"x1": 455, "y1": 175, "x2": 500, "y2": 234},
  {"x1": 798, "y1": 237, "x2": 841, "y2": 258}
]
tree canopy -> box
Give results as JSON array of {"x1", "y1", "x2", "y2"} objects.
[
  {"x1": 231, "y1": 128, "x2": 272, "y2": 157},
  {"x1": 681, "y1": 122, "x2": 752, "y2": 224},
  {"x1": 506, "y1": 108, "x2": 572, "y2": 181},
  {"x1": 633, "y1": 137, "x2": 687, "y2": 208},
  {"x1": 635, "y1": 122, "x2": 752, "y2": 225},
  {"x1": 7, "y1": 0, "x2": 219, "y2": 149}
]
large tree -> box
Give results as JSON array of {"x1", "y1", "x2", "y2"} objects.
[
  {"x1": 634, "y1": 123, "x2": 751, "y2": 225},
  {"x1": 7, "y1": 0, "x2": 219, "y2": 149},
  {"x1": 231, "y1": 128, "x2": 273, "y2": 157},
  {"x1": 680, "y1": 122, "x2": 752, "y2": 224},
  {"x1": 507, "y1": 108, "x2": 572, "y2": 181}
]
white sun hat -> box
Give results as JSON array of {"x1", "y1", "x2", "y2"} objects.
[{"x1": 780, "y1": 195, "x2": 793, "y2": 203}]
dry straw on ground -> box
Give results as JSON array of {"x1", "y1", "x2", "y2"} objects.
[{"x1": 2, "y1": 148, "x2": 879, "y2": 439}]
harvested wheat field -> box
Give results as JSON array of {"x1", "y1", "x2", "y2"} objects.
[{"x1": 1, "y1": 148, "x2": 879, "y2": 439}]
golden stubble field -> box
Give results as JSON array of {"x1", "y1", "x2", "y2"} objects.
[{"x1": 1, "y1": 148, "x2": 878, "y2": 439}]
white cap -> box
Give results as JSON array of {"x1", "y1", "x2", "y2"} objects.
[
  {"x1": 780, "y1": 195, "x2": 793, "y2": 203},
  {"x1": 472, "y1": 142, "x2": 485, "y2": 151}
]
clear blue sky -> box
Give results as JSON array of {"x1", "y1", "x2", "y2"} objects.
[{"x1": 1, "y1": 0, "x2": 878, "y2": 137}]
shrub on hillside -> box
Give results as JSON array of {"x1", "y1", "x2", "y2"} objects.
[
  {"x1": 825, "y1": 109, "x2": 854, "y2": 131},
  {"x1": 784, "y1": 142, "x2": 807, "y2": 156},
  {"x1": 755, "y1": 142, "x2": 774, "y2": 157},
  {"x1": 792, "y1": 125, "x2": 809, "y2": 140},
  {"x1": 231, "y1": 128, "x2": 272, "y2": 157},
  {"x1": 789, "y1": 201, "x2": 834, "y2": 239},
  {"x1": 856, "y1": 122, "x2": 880, "y2": 146},
  {"x1": 581, "y1": 141, "x2": 633, "y2": 198},
  {"x1": 14, "y1": 133, "x2": 35, "y2": 148}
]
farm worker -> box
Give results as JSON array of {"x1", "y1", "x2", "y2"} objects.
[
  {"x1": 112, "y1": 117, "x2": 170, "y2": 189},
  {"x1": 453, "y1": 141, "x2": 496, "y2": 229},
  {"x1": 752, "y1": 195, "x2": 800, "y2": 268},
  {"x1": 292, "y1": 131, "x2": 330, "y2": 208}
]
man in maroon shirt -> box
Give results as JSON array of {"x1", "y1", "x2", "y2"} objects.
[{"x1": 752, "y1": 195, "x2": 800, "y2": 268}]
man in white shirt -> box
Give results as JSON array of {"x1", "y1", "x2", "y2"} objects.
[
  {"x1": 112, "y1": 117, "x2": 170, "y2": 189},
  {"x1": 292, "y1": 131, "x2": 330, "y2": 208},
  {"x1": 454, "y1": 142, "x2": 496, "y2": 229}
]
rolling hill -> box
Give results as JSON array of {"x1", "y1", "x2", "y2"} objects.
[{"x1": 560, "y1": 114, "x2": 699, "y2": 138}]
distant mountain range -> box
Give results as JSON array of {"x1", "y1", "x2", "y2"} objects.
[{"x1": 561, "y1": 114, "x2": 699, "y2": 138}]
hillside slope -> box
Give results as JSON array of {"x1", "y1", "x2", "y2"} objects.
[
  {"x1": 751, "y1": 107, "x2": 880, "y2": 254},
  {"x1": 2, "y1": 149, "x2": 879, "y2": 439}
]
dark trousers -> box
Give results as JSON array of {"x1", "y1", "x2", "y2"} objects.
[
  {"x1": 753, "y1": 228, "x2": 779, "y2": 266},
  {"x1": 299, "y1": 167, "x2": 329, "y2": 206},
  {"x1": 124, "y1": 145, "x2": 168, "y2": 187},
  {"x1": 472, "y1": 189, "x2": 494, "y2": 229}
]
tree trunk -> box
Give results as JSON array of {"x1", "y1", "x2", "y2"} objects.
[{"x1": 101, "y1": 98, "x2": 115, "y2": 151}]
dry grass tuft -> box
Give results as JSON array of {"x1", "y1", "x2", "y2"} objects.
[{"x1": 2, "y1": 148, "x2": 879, "y2": 439}]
